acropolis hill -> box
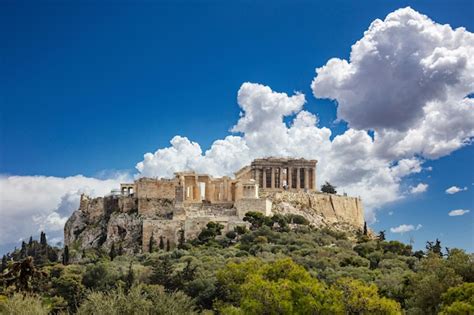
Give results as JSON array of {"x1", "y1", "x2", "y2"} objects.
[{"x1": 64, "y1": 157, "x2": 364, "y2": 256}]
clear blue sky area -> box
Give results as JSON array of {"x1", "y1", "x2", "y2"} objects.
[{"x1": 1, "y1": 0, "x2": 473, "y2": 252}]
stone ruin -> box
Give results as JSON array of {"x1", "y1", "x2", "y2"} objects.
[{"x1": 64, "y1": 157, "x2": 364, "y2": 254}]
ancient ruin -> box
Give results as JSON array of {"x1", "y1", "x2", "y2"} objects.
[{"x1": 64, "y1": 157, "x2": 364, "y2": 256}]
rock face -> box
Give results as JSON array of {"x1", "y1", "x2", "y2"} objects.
[
  {"x1": 64, "y1": 189, "x2": 364, "y2": 258},
  {"x1": 64, "y1": 194, "x2": 142, "y2": 259}
]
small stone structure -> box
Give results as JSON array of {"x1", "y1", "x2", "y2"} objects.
[{"x1": 65, "y1": 157, "x2": 364, "y2": 255}]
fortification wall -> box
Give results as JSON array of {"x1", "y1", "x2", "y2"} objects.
[
  {"x1": 266, "y1": 191, "x2": 364, "y2": 229},
  {"x1": 235, "y1": 198, "x2": 273, "y2": 219},
  {"x1": 118, "y1": 196, "x2": 137, "y2": 213},
  {"x1": 135, "y1": 178, "x2": 177, "y2": 199},
  {"x1": 138, "y1": 198, "x2": 174, "y2": 218}
]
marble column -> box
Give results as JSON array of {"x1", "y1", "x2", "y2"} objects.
[
  {"x1": 296, "y1": 168, "x2": 301, "y2": 189},
  {"x1": 262, "y1": 168, "x2": 267, "y2": 189},
  {"x1": 304, "y1": 168, "x2": 309, "y2": 189},
  {"x1": 280, "y1": 167, "x2": 285, "y2": 188},
  {"x1": 271, "y1": 168, "x2": 275, "y2": 189},
  {"x1": 288, "y1": 167, "x2": 293, "y2": 189}
]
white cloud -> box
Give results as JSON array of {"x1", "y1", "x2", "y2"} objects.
[
  {"x1": 410, "y1": 183, "x2": 429, "y2": 194},
  {"x1": 448, "y1": 209, "x2": 470, "y2": 216},
  {"x1": 390, "y1": 223, "x2": 423, "y2": 233},
  {"x1": 311, "y1": 7, "x2": 474, "y2": 160},
  {"x1": 445, "y1": 185, "x2": 468, "y2": 194},
  {"x1": 0, "y1": 174, "x2": 128, "y2": 250}
]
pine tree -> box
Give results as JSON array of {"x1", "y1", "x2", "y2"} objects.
[
  {"x1": 118, "y1": 244, "x2": 124, "y2": 256},
  {"x1": 150, "y1": 256, "x2": 174, "y2": 291},
  {"x1": 363, "y1": 222, "x2": 368, "y2": 236},
  {"x1": 178, "y1": 229, "x2": 185, "y2": 249},
  {"x1": 126, "y1": 262, "x2": 134, "y2": 290},
  {"x1": 109, "y1": 242, "x2": 117, "y2": 261},
  {"x1": 40, "y1": 231, "x2": 47, "y2": 247},
  {"x1": 321, "y1": 181, "x2": 337, "y2": 194},
  {"x1": 1, "y1": 255, "x2": 7, "y2": 273},
  {"x1": 159, "y1": 236, "x2": 165, "y2": 250},
  {"x1": 62, "y1": 245, "x2": 69, "y2": 265},
  {"x1": 166, "y1": 239, "x2": 171, "y2": 251},
  {"x1": 20, "y1": 241, "x2": 27, "y2": 259},
  {"x1": 149, "y1": 234, "x2": 155, "y2": 253},
  {"x1": 378, "y1": 230, "x2": 386, "y2": 241},
  {"x1": 28, "y1": 236, "x2": 33, "y2": 246}
]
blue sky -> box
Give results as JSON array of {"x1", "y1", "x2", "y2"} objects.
[{"x1": 1, "y1": 0, "x2": 473, "y2": 254}]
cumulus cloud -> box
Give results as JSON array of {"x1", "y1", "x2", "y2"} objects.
[
  {"x1": 312, "y1": 7, "x2": 474, "y2": 160},
  {"x1": 410, "y1": 183, "x2": 429, "y2": 194},
  {"x1": 0, "y1": 174, "x2": 128, "y2": 250},
  {"x1": 445, "y1": 185, "x2": 468, "y2": 194},
  {"x1": 390, "y1": 224, "x2": 423, "y2": 233},
  {"x1": 448, "y1": 209, "x2": 470, "y2": 216}
]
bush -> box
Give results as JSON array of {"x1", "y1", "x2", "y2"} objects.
[
  {"x1": 77, "y1": 284, "x2": 196, "y2": 315},
  {"x1": 0, "y1": 293, "x2": 49, "y2": 315}
]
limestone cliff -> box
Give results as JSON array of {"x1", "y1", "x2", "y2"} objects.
[{"x1": 64, "y1": 190, "x2": 364, "y2": 258}]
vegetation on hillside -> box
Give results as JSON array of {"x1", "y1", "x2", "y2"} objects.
[{"x1": 1, "y1": 213, "x2": 473, "y2": 314}]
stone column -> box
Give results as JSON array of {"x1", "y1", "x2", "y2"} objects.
[
  {"x1": 313, "y1": 167, "x2": 317, "y2": 191},
  {"x1": 288, "y1": 167, "x2": 292, "y2": 189},
  {"x1": 255, "y1": 168, "x2": 260, "y2": 187},
  {"x1": 194, "y1": 176, "x2": 200, "y2": 201},
  {"x1": 296, "y1": 168, "x2": 301, "y2": 189},
  {"x1": 262, "y1": 168, "x2": 267, "y2": 189},
  {"x1": 271, "y1": 168, "x2": 275, "y2": 189},
  {"x1": 280, "y1": 167, "x2": 285, "y2": 188},
  {"x1": 304, "y1": 168, "x2": 309, "y2": 189}
]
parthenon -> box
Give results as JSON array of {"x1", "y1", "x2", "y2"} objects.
[
  {"x1": 247, "y1": 157, "x2": 317, "y2": 191},
  {"x1": 121, "y1": 157, "x2": 318, "y2": 205}
]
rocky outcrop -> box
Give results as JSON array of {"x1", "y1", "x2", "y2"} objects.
[
  {"x1": 64, "y1": 194, "x2": 142, "y2": 259},
  {"x1": 264, "y1": 191, "x2": 364, "y2": 230},
  {"x1": 65, "y1": 190, "x2": 365, "y2": 258}
]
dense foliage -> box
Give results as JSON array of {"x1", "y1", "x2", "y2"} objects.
[{"x1": 1, "y1": 217, "x2": 473, "y2": 314}]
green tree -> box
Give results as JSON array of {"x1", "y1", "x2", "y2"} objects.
[
  {"x1": 150, "y1": 256, "x2": 174, "y2": 291},
  {"x1": 126, "y1": 262, "x2": 135, "y2": 290},
  {"x1": 62, "y1": 245, "x2": 69, "y2": 265},
  {"x1": 109, "y1": 242, "x2": 117, "y2": 261},
  {"x1": 197, "y1": 222, "x2": 224, "y2": 243},
  {"x1": 149, "y1": 234, "x2": 155, "y2": 253},
  {"x1": 166, "y1": 239, "x2": 171, "y2": 252},
  {"x1": 159, "y1": 236, "x2": 165, "y2": 250},
  {"x1": 321, "y1": 181, "x2": 337, "y2": 194},
  {"x1": 1, "y1": 255, "x2": 7, "y2": 273},
  {"x1": 217, "y1": 258, "x2": 345, "y2": 314},
  {"x1": 378, "y1": 230, "x2": 386, "y2": 241},
  {"x1": 426, "y1": 238, "x2": 443, "y2": 257},
  {"x1": 334, "y1": 277, "x2": 401, "y2": 314},
  {"x1": 439, "y1": 282, "x2": 474, "y2": 315},
  {"x1": 39, "y1": 231, "x2": 47, "y2": 247},
  {"x1": 406, "y1": 253, "x2": 463, "y2": 313},
  {"x1": 178, "y1": 229, "x2": 186, "y2": 249}
]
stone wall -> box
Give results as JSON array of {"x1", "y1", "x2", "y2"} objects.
[
  {"x1": 137, "y1": 198, "x2": 174, "y2": 218},
  {"x1": 235, "y1": 198, "x2": 273, "y2": 219},
  {"x1": 142, "y1": 219, "x2": 184, "y2": 252},
  {"x1": 118, "y1": 196, "x2": 138, "y2": 213},
  {"x1": 135, "y1": 178, "x2": 177, "y2": 199},
  {"x1": 266, "y1": 191, "x2": 364, "y2": 229}
]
